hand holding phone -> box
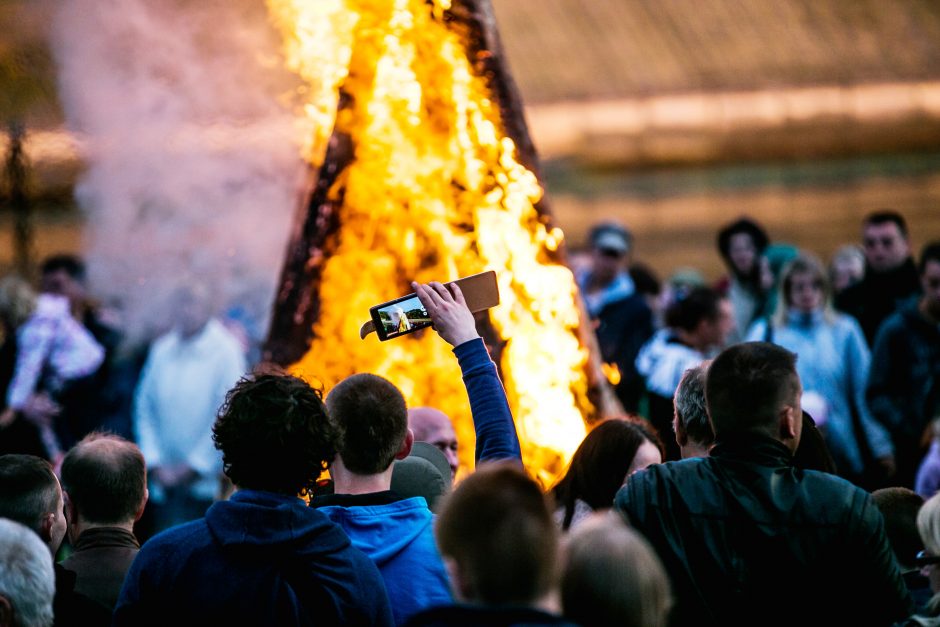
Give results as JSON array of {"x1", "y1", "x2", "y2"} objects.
[
  {"x1": 413, "y1": 281, "x2": 481, "y2": 348},
  {"x1": 364, "y1": 270, "x2": 498, "y2": 341}
]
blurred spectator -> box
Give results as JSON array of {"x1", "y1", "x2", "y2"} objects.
[
  {"x1": 551, "y1": 418, "x2": 662, "y2": 531},
  {"x1": 830, "y1": 245, "x2": 866, "y2": 297},
  {"x1": 616, "y1": 342, "x2": 912, "y2": 625},
  {"x1": 747, "y1": 255, "x2": 893, "y2": 487},
  {"x1": 408, "y1": 407, "x2": 459, "y2": 479},
  {"x1": 40, "y1": 255, "x2": 132, "y2": 443},
  {"x1": 406, "y1": 463, "x2": 571, "y2": 626},
  {"x1": 59, "y1": 434, "x2": 147, "y2": 609},
  {"x1": 868, "y1": 242, "x2": 940, "y2": 491},
  {"x1": 872, "y1": 487, "x2": 930, "y2": 614},
  {"x1": 133, "y1": 284, "x2": 246, "y2": 532},
  {"x1": 576, "y1": 222, "x2": 654, "y2": 414},
  {"x1": 0, "y1": 518, "x2": 56, "y2": 627},
  {"x1": 673, "y1": 363, "x2": 713, "y2": 459},
  {"x1": 836, "y1": 211, "x2": 921, "y2": 345},
  {"x1": 0, "y1": 277, "x2": 104, "y2": 462},
  {"x1": 636, "y1": 287, "x2": 733, "y2": 461},
  {"x1": 115, "y1": 372, "x2": 393, "y2": 626},
  {"x1": 0, "y1": 454, "x2": 110, "y2": 626},
  {"x1": 560, "y1": 512, "x2": 672, "y2": 627},
  {"x1": 715, "y1": 217, "x2": 770, "y2": 343},
  {"x1": 904, "y1": 493, "x2": 940, "y2": 624},
  {"x1": 918, "y1": 419, "x2": 940, "y2": 499}
]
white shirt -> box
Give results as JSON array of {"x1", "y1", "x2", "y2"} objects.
[{"x1": 133, "y1": 319, "x2": 246, "y2": 500}]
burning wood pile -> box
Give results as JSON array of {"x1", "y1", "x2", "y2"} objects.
[{"x1": 263, "y1": 0, "x2": 616, "y2": 484}]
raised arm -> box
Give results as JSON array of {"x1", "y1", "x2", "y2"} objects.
[{"x1": 413, "y1": 281, "x2": 521, "y2": 464}]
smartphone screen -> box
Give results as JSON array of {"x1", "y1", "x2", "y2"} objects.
[{"x1": 371, "y1": 293, "x2": 432, "y2": 341}]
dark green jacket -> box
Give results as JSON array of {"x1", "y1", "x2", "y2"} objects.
[{"x1": 615, "y1": 434, "x2": 912, "y2": 626}]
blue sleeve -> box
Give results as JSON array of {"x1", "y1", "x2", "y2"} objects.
[{"x1": 453, "y1": 338, "x2": 522, "y2": 464}]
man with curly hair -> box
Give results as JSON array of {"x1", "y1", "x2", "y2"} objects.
[{"x1": 114, "y1": 372, "x2": 394, "y2": 626}]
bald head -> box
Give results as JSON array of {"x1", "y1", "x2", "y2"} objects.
[
  {"x1": 61, "y1": 433, "x2": 147, "y2": 533},
  {"x1": 408, "y1": 407, "x2": 458, "y2": 478}
]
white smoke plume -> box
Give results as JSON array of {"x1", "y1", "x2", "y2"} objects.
[{"x1": 51, "y1": 0, "x2": 307, "y2": 353}]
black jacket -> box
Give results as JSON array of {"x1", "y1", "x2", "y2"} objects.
[
  {"x1": 867, "y1": 301, "x2": 940, "y2": 441},
  {"x1": 615, "y1": 434, "x2": 912, "y2": 626},
  {"x1": 835, "y1": 258, "x2": 921, "y2": 346}
]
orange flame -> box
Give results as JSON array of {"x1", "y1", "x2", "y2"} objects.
[{"x1": 266, "y1": 0, "x2": 590, "y2": 484}]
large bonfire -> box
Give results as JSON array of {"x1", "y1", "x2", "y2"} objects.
[{"x1": 264, "y1": 0, "x2": 614, "y2": 484}]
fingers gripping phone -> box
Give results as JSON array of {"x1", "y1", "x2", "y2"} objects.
[{"x1": 363, "y1": 270, "x2": 499, "y2": 341}]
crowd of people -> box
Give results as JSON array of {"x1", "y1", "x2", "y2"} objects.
[{"x1": 0, "y1": 209, "x2": 938, "y2": 626}]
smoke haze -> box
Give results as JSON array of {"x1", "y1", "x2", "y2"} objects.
[{"x1": 51, "y1": 0, "x2": 307, "y2": 350}]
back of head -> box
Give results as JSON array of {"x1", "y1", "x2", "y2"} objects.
[
  {"x1": 664, "y1": 287, "x2": 721, "y2": 332},
  {"x1": 60, "y1": 433, "x2": 146, "y2": 526},
  {"x1": 553, "y1": 419, "x2": 662, "y2": 517},
  {"x1": 0, "y1": 455, "x2": 59, "y2": 533},
  {"x1": 0, "y1": 277, "x2": 36, "y2": 330},
  {"x1": 872, "y1": 487, "x2": 924, "y2": 571},
  {"x1": 674, "y1": 364, "x2": 713, "y2": 449},
  {"x1": 212, "y1": 372, "x2": 336, "y2": 496},
  {"x1": 918, "y1": 492, "x2": 940, "y2": 558},
  {"x1": 705, "y1": 342, "x2": 800, "y2": 439},
  {"x1": 0, "y1": 518, "x2": 55, "y2": 627},
  {"x1": 865, "y1": 210, "x2": 908, "y2": 238},
  {"x1": 561, "y1": 513, "x2": 672, "y2": 627},
  {"x1": 326, "y1": 373, "x2": 407, "y2": 475},
  {"x1": 436, "y1": 462, "x2": 557, "y2": 606}
]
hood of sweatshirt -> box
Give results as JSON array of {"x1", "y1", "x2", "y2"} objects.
[{"x1": 317, "y1": 496, "x2": 435, "y2": 568}]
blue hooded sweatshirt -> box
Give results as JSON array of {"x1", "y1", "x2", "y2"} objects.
[
  {"x1": 114, "y1": 490, "x2": 393, "y2": 626},
  {"x1": 318, "y1": 495, "x2": 452, "y2": 626}
]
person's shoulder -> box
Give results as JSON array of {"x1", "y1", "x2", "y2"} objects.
[
  {"x1": 796, "y1": 469, "x2": 874, "y2": 515},
  {"x1": 615, "y1": 458, "x2": 709, "y2": 506},
  {"x1": 137, "y1": 519, "x2": 211, "y2": 561}
]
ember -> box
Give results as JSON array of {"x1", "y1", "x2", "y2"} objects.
[{"x1": 264, "y1": 0, "x2": 614, "y2": 484}]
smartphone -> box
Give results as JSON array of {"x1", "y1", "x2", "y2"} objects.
[{"x1": 368, "y1": 270, "x2": 499, "y2": 341}]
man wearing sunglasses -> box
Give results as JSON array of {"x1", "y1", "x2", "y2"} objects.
[
  {"x1": 836, "y1": 210, "x2": 921, "y2": 346},
  {"x1": 577, "y1": 222, "x2": 654, "y2": 414}
]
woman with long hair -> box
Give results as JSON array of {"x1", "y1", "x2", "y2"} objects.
[
  {"x1": 746, "y1": 254, "x2": 893, "y2": 485},
  {"x1": 551, "y1": 418, "x2": 663, "y2": 531}
]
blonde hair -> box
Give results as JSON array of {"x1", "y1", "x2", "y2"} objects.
[
  {"x1": 0, "y1": 276, "x2": 37, "y2": 330},
  {"x1": 772, "y1": 253, "x2": 837, "y2": 328},
  {"x1": 918, "y1": 493, "x2": 940, "y2": 557},
  {"x1": 561, "y1": 512, "x2": 672, "y2": 627}
]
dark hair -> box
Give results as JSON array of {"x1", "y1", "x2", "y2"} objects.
[
  {"x1": 865, "y1": 210, "x2": 908, "y2": 238},
  {"x1": 919, "y1": 242, "x2": 940, "y2": 275},
  {"x1": 716, "y1": 218, "x2": 769, "y2": 260},
  {"x1": 792, "y1": 412, "x2": 836, "y2": 474},
  {"x1": 0, "y1": 455, "x2": 60, "y2": 532},
  {"x1": 60, "y1": 433, "x2": 146, "y2": 525},
  {"x1": 705, "y1": 342, "x2": 800, "y2": 437},
  {"x1": 436, "y1": 462, "x2": 557, "y2": 605},
  {"x1": 674, "y1": 364, "x2": 713, "y2": 448},
  {"x1": 629, "y1": 263, "x2": 661, "y2": 297},
  {"x1": 40, "y1": 254, "x2": 86, "y2": 282},
  {"x1": 872, "y1": 487, "x2": 924, "y2": 571},
  {"x1": 326, "y1": 373, "x2": 407, "y2": 475},
  {"x1": 212, "y1": 371, "x2": 336, "y2": 496},
  {"x1": 552, "y1": 418, "x2": 663, "y2": 530},
  {"x1": 664, "y1": 287, "x2": 722, "y2": 332}
]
